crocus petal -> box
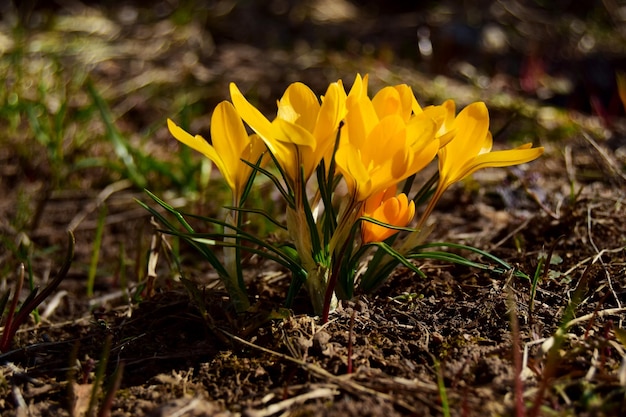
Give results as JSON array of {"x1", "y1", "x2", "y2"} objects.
[
  {"x1": 167, "y1": 118, "x2": 230, "y2": 188},
  {"x1": 406, "y1": 134, "x2": 439, "y2": 178},
  {"x1": 366, "y1": 115, "x2": 408, "y2": 164},
  {"x1": 455, "y1": 144, "x2": 545, "y2": 180},
  {"x1": 347, "y1": 73, "x2": 369, "y2": 104},
  {"x1": 363, "y1": 185, "x2": 397, "y2": 214},
  {"x1": 168, "y1": 119, "x2": 214, "y2": 160},
  {"x1": 417, "y1": 100, "x2": 544, "y2": 228},
  {"x1": 371, "y1": 84, "x2": 416, "y2": 122},
  {"x1": 449, "y1": 102, "x2": 491, "y2": 156},
  {"x1": 437, "y1": 102, "x2": 491, "y2": 186},
  {"x1": 422, "y1": 100, "x2": 457, "y2": 147},
  {"x1": 372, "y1": 87, "x2": 403, "y2": 119},
  {"x1": 338, "y1": 105, "x2": 438, "y2": 202},
  {"x1": 361, "y1": 192, "x2": 415, "y2": 243},
  {"x1": 278, "y1": 82, "x2": 320, "y2": 132},
  {"x1": 344, "y1": 93, "x2": 379, "y2": 149},
  {"x1": 316, "y1": 82, "x2": 348, "y2": 169},
  {"x1": 273, "y1": 118, "x2": 316, "y2": 147},
  {"x1": 241, "y1": 134, "x2": 269, "y2": 171},
  {"x1": 335, "y1": 143, "x2": 371, "y2": 198},
  {"x1": 394, "y1": 84, "x2": 418, "y2": 121},
  {"x1": 230, "y1": 83, "x2": 280, "y2": 155},
  {"x1": 314, "y1": 81, "x2": 347, "y2": 144},
  {"x1": 232, "y1": 80, "x2": 347, "y2": 189},
  {"x1": 211, "y1": 101, "x2": 250, "y2": 186},
  {"x1": 274, "y1": 118, "x2": 317, "y2": 181}
]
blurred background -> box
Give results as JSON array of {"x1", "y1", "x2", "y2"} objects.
[{"x1": 5, "y1": 0, "x2": 625, "y2": 111}]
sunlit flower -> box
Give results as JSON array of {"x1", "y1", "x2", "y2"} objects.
[
  {"x1": 335, "y1": 75, "x2": 440, "y2": 202},
  {"x1": 422, "y1": 99, "x2": 457, "y2": 147},
  {"x1": 371, "y1": 84, "x2": 418, "y2": 122},
  {"x1": 419, "y1": 101, "x2": 544, "y2": 226},
  {"x1": 361, "y1": 186, "x2": 415, "y2": 244},
  {"x1": 167, "y1": 101, "x2": 267, "y2": 203},
  {"x1": 365, "y1": 76, "x2": 456, "y2": 147},
  {"x1": 229, "y1": 81, "x2": 346, "y2": 188}
]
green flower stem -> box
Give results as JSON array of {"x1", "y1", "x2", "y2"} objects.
[
  {"x1": 321, "y1": 199, "x2": 362, "y2": 321},
  {"x1": 322, "y1": 240, "x2": 348, "y2": 323},
  {"x1": 286, "y1": 206, "x2": 327, "y2": 314},
  {"x1": 307, "y1": 264, "x2": 333, "y2": 317},
  {"x1": 223, "y1": 200, "x2": 250, "y2": 313}
]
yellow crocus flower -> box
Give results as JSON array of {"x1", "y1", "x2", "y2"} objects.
[
  {"x1": 361, "y1": 186, "x2": 415, "y2": 244},
  {"x1": 371, "y1": 85, "x2": 416, "y2": 122},
  {"x1": 335, "y1": 76, "x2": 439, "y2": 202},
  {"x1": 229, "y1": 80, "x2": 346, "y2": 189},
  {"x1": 167, "y1": 101, "x2": 267, "y2": 203},
  {"x1": 419, "y1": 101, "x2": 544, "y2": 226},
  {"x1": 354, "y1": 75, "x2": 455, "y2": 146},
  {"x1": 422, "y1": 99, "x2": 457, "y2": 147}
]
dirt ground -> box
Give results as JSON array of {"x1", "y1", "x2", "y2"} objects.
[{"x1": 1, "y1": 1, "x2": 625, "y2": 416}]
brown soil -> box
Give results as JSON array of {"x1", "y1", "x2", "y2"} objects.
[{"x1": 1, "y1": 1, "x2": 625, "y2": 416}]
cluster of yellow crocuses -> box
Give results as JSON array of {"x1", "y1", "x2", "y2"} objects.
[{"x1": 167, "y1": 74, "x2": 543, "y2": 316}]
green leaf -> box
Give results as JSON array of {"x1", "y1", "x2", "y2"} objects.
[
  {"x1": 368, "y1": 242, "x2": 425, "y2": 276},
  {"x1": 138, "y1": 191, "x2": 229, "y2": 278},
  {"x1": 359, "y1": 215, "x2": 416, "y2": 233},
  {"x1": 409, "y1": 242, "x2": 523, "y2": 275},
  {"x1": 239, "y1": 153, "x2": 266, "y2": 205},
  {"x1": 299, "y1": 166, "x2": 323, "y2": 260},
  {"x1": 223, "y1": 206, "x2": 287, "y2": 231},
  {"x1": 242, "y1": 158, "x2": 294, "y2": 208},
  {"x1": 411, "y1": 171, "x2": 439, "y2": 207}
]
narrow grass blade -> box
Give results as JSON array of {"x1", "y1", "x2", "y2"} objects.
[
  {"x1": 411, "y1": 241, "x2": 527, "y2": 278},
  {"x1": 87, "y1": 205, "x2": 107, "y2": 297},
  {"x1": 434, "y1": 358, "x2": 451, "y2": 417},
  {"x1": 239, "y1": 154, "x2": 265, "y2": 205},
  {"x1": 367, "y1": 242, "x2": 426, "y2": 278},
  {"x1": 187, "y1": 235, "x2": 304, "y2": 274},
  {"x1": 243, "y1": 156, "x2": 294, "y2": 208},
  {"x1": 1, "y1": 231, "x2": 75, "y2": 352},
  {"x1": 87, "y1": 334, "x2": 112, "y2": 416},
  {"x1": 359, "y1": 216, "x2": 416, "y2": 233},
  {"x1": 223, "y1": 206, "x2": 286, "y2": 231},
  {"x1": 87, "y1": 80, "x2": 146, "y2": 188},
  {"x1": 299, "y1": 168, "x2": 323, "y2": 258},
  {"x1": 137, "y1": 194, "x2": 229, "y2": 278},
  {"x1": 411, "y1": 171, "x2": 439, "y2": 207}
]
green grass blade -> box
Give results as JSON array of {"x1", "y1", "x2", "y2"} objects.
[
  {"x1": 434, "y1": 358, "x2": 451, "y2": 417},
  {"x1": 87, "y1": 80, "x2": 146, "y2": 188},
  {"x1": 359, "y1": 216, "x2": 416, "y2": 233},
  {"x1": 142, "y1": 189, "x2": 195, "y2": 233},
  {"x1": 411, "y1": 171, "x2": 439, "y2": 207},
  {"x1": 411, "y1": 242, "x2": 520, "y2": 273},
  {"x1": 367, "y1": 242, "x2": 426, "y2": 277},
  {"x1": 223, "y1": 206, "x2": 287, "y2": 231},
  {"x1": 137, "y1": 193, "x2": 229, "y2": 278},
  {"x1": 187, "y1": 235, "x2": 304, "y2": 274},
  {"x1": 239, "y1": 154, "x2": 265, "y2": 205},
  {"x1": 242, "y1": 156, "x2": 294, "y2": 208},
  {"x1": 86, "y1": 205, "x2": 107, "y2": 297},
  {"x1": 299, "y1": 168, "x2": 323, "y2": 259}
]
